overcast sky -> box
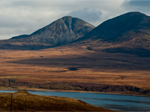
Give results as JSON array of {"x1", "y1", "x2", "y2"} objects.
[{"x1": 0, "y1": 0, "x2": 150, "y2": 40}]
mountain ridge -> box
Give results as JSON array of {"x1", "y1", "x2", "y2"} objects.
[{"x1": 1, "y1": 11, "x2": 150, "y2": 51}]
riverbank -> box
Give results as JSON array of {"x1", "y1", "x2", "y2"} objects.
[
  {"x1": 1, "y1": 85, "x2": 150, "y2": 98},
  {"x1": 1, "y1": 80, "x2": 150, "y2": 97},
  {"x1": 0, "y1": 90, "x2": 113, "y2": 111}
]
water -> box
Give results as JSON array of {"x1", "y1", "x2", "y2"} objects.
[
  {"x1": 0, "y1": 90, "x2": 150, "y2": 111},
  {"x1": 0, "y1": 90, "x2": 17, "y2": 93}
]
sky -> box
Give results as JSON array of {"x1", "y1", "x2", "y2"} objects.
[{"x1": 0, "y1": 0, "x2": 150, "y2": 40}]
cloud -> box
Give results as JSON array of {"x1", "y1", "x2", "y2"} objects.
[
  {"x1": 0, "y1": 0, "x2": 65, "y2": 39},
  {"x1": 1, "y1": 0, "x2": 150, "y2": 40},
  {"x1": 123, "y1": 0, "x2": 150, "y2": 7},
  {"x1": 122, "y1": 0, "x2": 150, "y2": 14},
  {"x1": 69, "y1": 8, "x2": 102, "y2": 24}
]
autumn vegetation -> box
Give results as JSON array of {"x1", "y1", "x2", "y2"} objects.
[
  {"x1": 0, "y1": 90, "x2": 112, "y2": 111},
  {"x1": 0, "y1": 47, "x2": 150, "y2": 96}
]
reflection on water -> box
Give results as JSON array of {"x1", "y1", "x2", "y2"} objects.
[{"x1": 0, "y1": 90, "x2": 150, "y2": 111}]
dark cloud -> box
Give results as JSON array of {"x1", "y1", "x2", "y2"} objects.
[
  {"x1": 69, "y1": 8, "x2": 102, "y2": 22},
  {"x1": 123, "y1": 0, "x2": 150, "y2": 8}
]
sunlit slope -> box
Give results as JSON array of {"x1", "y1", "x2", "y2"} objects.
[{"x1": 0, "y1": 91, "x2": 112, "y2": 111}]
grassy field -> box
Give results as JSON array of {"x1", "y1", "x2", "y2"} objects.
[
  {"x1": 0, "y1": 90, "x2": 112, "y2": 111},
  {"x1": 0, "y1": 45, "x2": 150, "y2": 95}
]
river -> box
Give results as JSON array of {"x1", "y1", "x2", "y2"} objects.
[{"x1": 0, "y1": 90, "x2": 150, "y2": 111}]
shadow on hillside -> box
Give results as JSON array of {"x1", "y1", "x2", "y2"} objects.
[
  {"x1": 0, "y1": 44, "x2": 54, "y2": 50},
  {"x1": 102, "y1": 47, "x2": 150, "y2": 58},
  {"x1": 8, "y1": 51, "x2": 150, "y2": 70}
]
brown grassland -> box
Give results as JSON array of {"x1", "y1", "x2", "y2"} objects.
[
  {"x1": 0, "y1": 90, "x2": 112, "y2": 111},
  {"x1": 0, "y1": 45, "x2": 150, "y2": 95}
]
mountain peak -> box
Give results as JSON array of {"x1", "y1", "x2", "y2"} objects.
[
  {"x1": 125, "y1": 11, "x2": 144, "y2": 15},
  {"x1": 78, "y1": 11, "x2": 150, "y2": 45},
  {"x1": 61, "y1": 16, "x2": 73, "y2": 19},
  {"x1": 61, "y1": 16, "x2": 77, "y2": 22},
  {"x1": 119, "y1": 12, "x2": 148, "y2": 18},
  {"x1": 9, "y1": 16, "x2": 95, "y2": 48}
]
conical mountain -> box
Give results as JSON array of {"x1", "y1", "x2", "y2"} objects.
[
  {"x1": 78, "y1": 12, "x2": 150, "y2": 49},
  {"x1": 72, "y1": 12, "x2": 150, "y2": 58},
  {"x1": 10, "y1": 16, "x2": 95, "y2": 46}
]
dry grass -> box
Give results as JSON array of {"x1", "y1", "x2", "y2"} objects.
[
  {"x1": 0, "y1": 45, "x2": 150, "y2": 91},
  {"x1": 0, "y1": 90, "x2": 112, "y2": 111}
]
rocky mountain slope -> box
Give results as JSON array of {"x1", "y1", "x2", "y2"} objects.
[{"x1": 0, "y1": 16, "x2": 94, "y2": 50}]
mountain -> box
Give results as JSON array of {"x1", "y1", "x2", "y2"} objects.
[
  {"x1": 11, "y1": 16, "x2": 94, "y2": 45},
  {"x1": 75, "y1": 12, "x2": 150, "y2": 57},
  {"x1": 78, "y1": 12, "x2": 150, "y2": 43},
  {"x1": 0, "y1": 16, "x2": 94, "y2": 50},
  {"x1": 1, "y1": 12, "x2": 150, "y2": 51}
]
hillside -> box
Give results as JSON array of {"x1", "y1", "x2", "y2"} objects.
[
  {"x1": 73, "y1": 12, "x2": 150, "y2": 58},
  {"x1": 78, "y1": 12, "x2": 150, "y2": 43},
  {"x1": 0, "y1": 91, "x2": 112, "y2": 111}
]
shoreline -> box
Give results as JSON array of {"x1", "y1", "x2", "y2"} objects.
[
  {"x1": 0, "y1": 90, "x2": 111, "y2": 111},
  {"x1": 0, "y1": 87, "x2": 150, "y2": 97}
]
